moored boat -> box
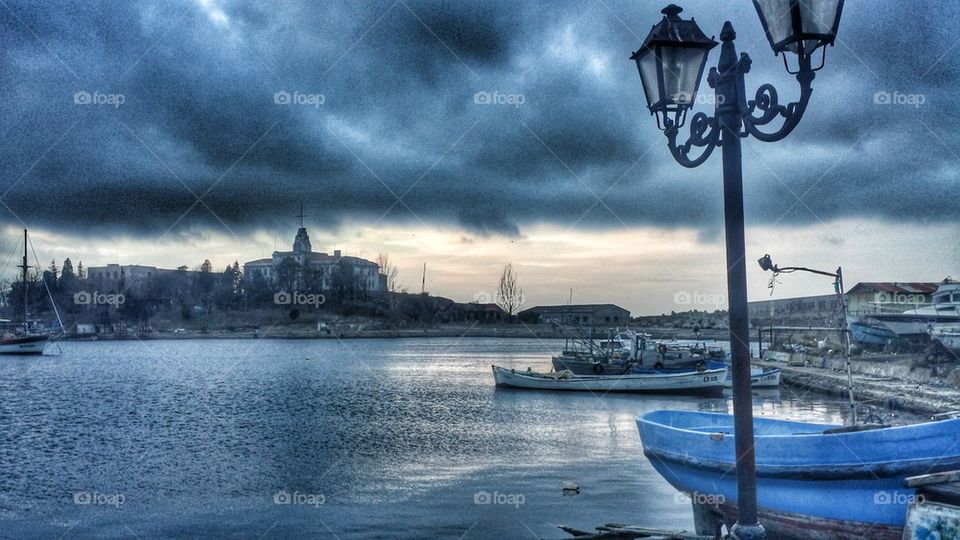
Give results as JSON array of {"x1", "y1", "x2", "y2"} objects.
[
  {"x1": 854, "y1": 278, "x2": 960, "y2": 340},
  {"x1": 492, "y1": 364, "x2": 727, "y2": 394},
  {"x1": 847, "y1": 316, "x2": 898, "y2": 346},
  {"x1": 723, "y1": 366, "x2": 781, "y2": 388},
  {"x1": 637, "y1": 410, "x2": 960, "y2": 539},
  {"x1": 0, "y1": 229, "x2": 52, "y2": 355},
  {"x1": 931, "y1": 325, "x2": 960, "y2": 353}
]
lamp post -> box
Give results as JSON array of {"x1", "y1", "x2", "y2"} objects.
[
  {"x1": 630, "y1": 3, "x2": 844, "y2": 538},
  {"x1": 757, "y1": 254, "x2": 857, "y2": 424}
]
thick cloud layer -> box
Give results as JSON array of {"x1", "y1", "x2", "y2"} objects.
[{"x1": 0, "y1": 0, "x2": 957, "y2": 239}]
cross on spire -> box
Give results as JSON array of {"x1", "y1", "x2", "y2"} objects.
[{"x1": 296, "y1": 204, "x2": 306, "y2": 228}]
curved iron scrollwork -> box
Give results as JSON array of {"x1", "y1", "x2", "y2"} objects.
[
  {"x1": 665, "y1": 111, "x2": 720, "y2": 168},
  {"x1": 742, "y1": 73, "x2": 814, "y2": 142}
]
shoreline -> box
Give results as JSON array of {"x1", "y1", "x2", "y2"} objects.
[{"x1": 58, "y1": 325, "x2": 733, "y2": 341}]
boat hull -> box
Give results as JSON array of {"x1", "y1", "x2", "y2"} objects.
[
  {"x1": 864, "y1": 313, "x2": 960, "y2": 338},
  {"x1": 723, "y1": 367, "x2": 781, "y2": 388},
  {"x1": 0, "y1": 334, "x2": 49, "y2": 355},
  {"x1": 492, "y1": 365, "x2": 726, "y2": 394},
  {"x1": 848, "y1": 317, "x2": 899, "y2": 346},
  {"x1": 637, "y1": 410, "x2": 960, "y2": 537},
  {"x1": 931, "y1": 326, "x2": 960, "y2": 353}
]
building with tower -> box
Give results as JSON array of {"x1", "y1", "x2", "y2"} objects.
[{"x1": 243, "y1": 210, "x2": 385, "y2": 293}]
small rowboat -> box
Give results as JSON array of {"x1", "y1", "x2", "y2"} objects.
[
  {"x1": 491, "y1": 365, "x2": 727, "y2": 394},
  {"x1": 637, "y1": 410, "x2": 960, "y2": 539}
]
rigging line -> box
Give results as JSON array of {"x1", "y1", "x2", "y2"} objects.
[
  {"x1": 0, "y1": 240, "x2": 20, "y2": 283},
  {"x1": 27, "y1": 234, "x2": 65, "y2": 332}
]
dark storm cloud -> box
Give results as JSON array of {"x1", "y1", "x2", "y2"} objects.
[{"x1": 0, "y1": 0, "x2": 957, "y2": 238}]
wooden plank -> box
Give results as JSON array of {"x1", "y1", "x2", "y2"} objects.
[{"x1": 906, "y1": 470, "x2": 960, "y2": 487}]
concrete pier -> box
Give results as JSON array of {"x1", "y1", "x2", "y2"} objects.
[{"x1": 757, "y1": 353, "x2": 960, "y2": 416}]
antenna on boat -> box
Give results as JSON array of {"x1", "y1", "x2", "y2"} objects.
[{"x1": 421, "y1": 262, "x2": 426, "y2": 294}]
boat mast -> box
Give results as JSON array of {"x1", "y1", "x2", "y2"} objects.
[{"x1": 20, "y1": 229, "x2": 29, "y2": 325}]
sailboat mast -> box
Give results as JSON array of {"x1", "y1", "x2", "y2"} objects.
[{"x1": 20, "y1": 229, "x2": 28, "y2": 325}]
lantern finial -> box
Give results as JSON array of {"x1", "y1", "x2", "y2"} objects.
[{"x1": 661, "y1": 4, "x2": 683, "y2": 18}]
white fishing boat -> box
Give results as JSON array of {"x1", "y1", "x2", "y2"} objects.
[
  {"x1": 858, "y1": 278, "x2": 960, "y2": 338},
  {"x1": 723, "y1": 365, "x2": 781, "y2": 388},
  {"x1": 491, "y1": 364, "x2": 727, "y2": 394}
]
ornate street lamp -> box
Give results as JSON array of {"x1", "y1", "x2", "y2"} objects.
[
  {"x1": 630, "y1": 5, "x2": 717, "y2": 131},
  {"x1": 753, "y1": 0, "x2": 844, "y2": 72},
  {"x1": 630, "y1": 3, "x2": 844, "y2": 539}
]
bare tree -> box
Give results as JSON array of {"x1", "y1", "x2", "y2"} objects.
[
  {"x1": 376, "y1": 253, "x2": 401, "y2": 293},
  {"x1": 496, "y1": 263, "x2": 523, "y2": 316}
]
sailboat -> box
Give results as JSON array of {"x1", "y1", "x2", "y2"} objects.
[{"x1": 0, "y1": 230, "x2": 51, "y2": 354}]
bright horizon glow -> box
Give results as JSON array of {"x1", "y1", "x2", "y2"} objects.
[{"x1": 3, "y1": 218, "x2": 955, "y2": 316}]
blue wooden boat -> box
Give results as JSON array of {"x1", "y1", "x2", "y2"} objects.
[
  {"x1": 637, "y1": 410, "x2": 960, "y2": 539},
  {"x1": 848, "y1": 316, "x2": 899, "y2": 346}
]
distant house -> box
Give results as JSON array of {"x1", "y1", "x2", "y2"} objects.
[
  {"x1": 518, "y1": 304, "x2": 630, "y2": 326},
  {"x1": 86, "y1": 264, "x2": 194, "y2": 295},
  {"x1": 845, "y1": 282, "x2": 939, "y2": 314}
]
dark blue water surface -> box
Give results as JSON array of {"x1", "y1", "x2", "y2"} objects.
[{"x1": 0, "y1": 338, "x2": 878, "y2": 538}]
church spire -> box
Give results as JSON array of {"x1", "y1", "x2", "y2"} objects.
[
  {"x1": 292, "y1": 204, "x2": 311, "y2": 253},
  {"x1": 296, "y1": 204, "x2": 306, "y2": 228}
]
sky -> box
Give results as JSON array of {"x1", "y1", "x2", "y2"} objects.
[{"x1": 0, "y1": 0, "x2": 957, "y2": 315}]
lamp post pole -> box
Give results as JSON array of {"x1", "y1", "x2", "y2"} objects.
[
  {"x1": 714, "y1": 24, "x2": 763, "y2": 539},
  {"x1": 631, "y1": 4, "x2": 844, "y2": 537}
]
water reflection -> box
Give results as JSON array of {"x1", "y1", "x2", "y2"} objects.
[{"x1": 0, "y1": 338, "x2": 912, "y2": 538}]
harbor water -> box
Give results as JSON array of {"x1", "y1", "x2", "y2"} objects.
[{"x1": 0, "y1": 338, "x2": 904, "y2": 538}]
